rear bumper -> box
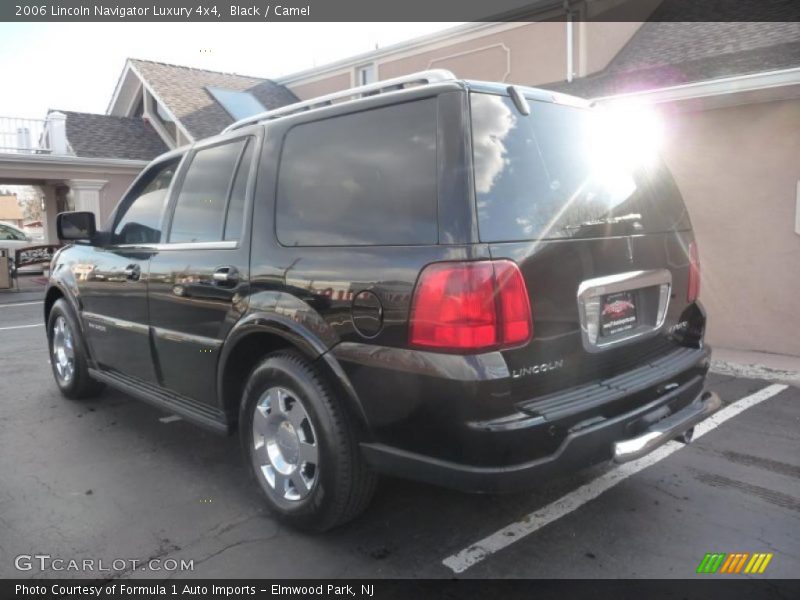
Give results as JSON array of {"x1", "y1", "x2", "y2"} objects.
[
  {"x1": 361, "y1": 378, "x2": 720, "y2": 493},
  {"x1": 613, "y1": 390, "x2": 721, "y2": 463}
]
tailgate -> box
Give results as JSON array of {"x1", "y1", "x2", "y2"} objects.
[{"x1": 489, "y1": 231, "x2": 698, "y2": 403}]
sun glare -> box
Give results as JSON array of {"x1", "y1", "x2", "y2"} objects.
[{"x1": 588, "y1": 100, "x2": 665, "y2": 174}]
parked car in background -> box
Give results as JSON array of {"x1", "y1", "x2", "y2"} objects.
[
  {"x1": 0, "y1": 220, "x2": 41, "y2": 274},
  {"x1": 45, "y1": 70, "x2": 719, "y2": 531},
  {"x1": 24, "y1": 221, "x2": 45, "y2": 242}
]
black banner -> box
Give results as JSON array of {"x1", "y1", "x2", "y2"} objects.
[
  {"x1": 3, "y1": 0, "x2": 799, "y2": 22},
  {"x1": 3, "y1": 580, "x2": 800, "y2": 600}
]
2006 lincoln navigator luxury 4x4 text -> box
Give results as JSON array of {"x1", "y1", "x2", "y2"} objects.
[{"x1": 45, "y1": 70, "x2": 720, "y2": 531}]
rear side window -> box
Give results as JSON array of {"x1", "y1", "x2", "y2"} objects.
[
  {"x1": 169, "y1": 139, "x2": 247, "y2": 243},
  {"x1": 470, "y1": 93, "x2": 690, "y2": 242},
  {"x1": 276, "y1": 98, "x2": 438, "y2": 246}
]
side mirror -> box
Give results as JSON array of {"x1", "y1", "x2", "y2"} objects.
[{"x1": 57, "y1": 211, "x2": 96, "y2": 242}]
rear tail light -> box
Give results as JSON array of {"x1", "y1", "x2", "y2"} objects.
[
  {"x1": 687, "y1": 240, "x2": 700, "y2": 303},
  {"x1": 409, "y1": 260, "x2": 532, "y2": 352}
]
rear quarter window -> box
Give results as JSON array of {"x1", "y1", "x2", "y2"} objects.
[{"x1": 276, "y1": 98, "x2": 438, "y2": 247}]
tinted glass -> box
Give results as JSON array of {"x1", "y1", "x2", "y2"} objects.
[
  {"x1": 223, "y1": 139, "x2": 253, "y2": 241},
  {"x1": 113, "y1": 159, "x2": 179, "y2": 244},
  {"x1": 276, "y1": 98, "x2": 438, "y2": 247},
  {"x1": 169, "y1": 140, "x2": 245, "y2": 243},
  {"x1": 470, "y1": 93, "x2": 690, "y2": 242}
]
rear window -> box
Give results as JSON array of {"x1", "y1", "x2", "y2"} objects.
[
  {"x1": 470, "y1": 93, "x2": 690, "y2": 243},
  {"x1": 276, "y1": 98, "x2": 438, "y2": 247}
]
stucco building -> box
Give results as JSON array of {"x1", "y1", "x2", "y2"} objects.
[{"x1": 0, "y1": 0, "x2": 797, "y2": 355}]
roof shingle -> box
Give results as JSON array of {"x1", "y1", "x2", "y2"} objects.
[
  {"x1": 58, "y1": 111, "x2": 169, "y2": 161},
  {"x1": 129, "y1": 59, "x2": 298, "y2": 140},
  {"x1": 545, "y1": 1, "x2": 800, "y2": 98}
]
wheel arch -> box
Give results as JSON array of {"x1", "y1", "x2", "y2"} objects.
[
  {"x1": 218, "y1": 316, "x2": 370, "y2": 439},
  {"x1": 44, "y1": 283, "x2": 84, "y2": 333},
  {"x1": 44, "y1": 285, "x2": 65, "y2": 323}
]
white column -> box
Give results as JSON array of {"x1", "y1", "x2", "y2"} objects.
[
  {"x1": 47, "y1": 111, "x2": 68, "y2": 154},
  {"x1": 68, "y1": 179, "x2": 107, "y2": 223},
  {"x1": 41, "y1": 184, "x2": 58, "y2": 244}
]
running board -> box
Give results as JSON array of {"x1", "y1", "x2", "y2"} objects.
[{"x1": 88, "y1": 368, "x2": 230, "y2": 434}]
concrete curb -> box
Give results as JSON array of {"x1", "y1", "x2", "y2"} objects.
[{"x1": 711, "y1": 359, "x2": 800, "y2": 386}]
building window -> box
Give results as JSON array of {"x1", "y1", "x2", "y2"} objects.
[
  {"x1": 206, "y1": 87, "x2": 267, "y2": 120},
  {"x1": 355, "y1": 64, "x2": 376, "y2": 86}
]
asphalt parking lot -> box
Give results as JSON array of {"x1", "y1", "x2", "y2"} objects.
[{"x1": 1, "y1": 297, "x2": 798, "y2": 580}]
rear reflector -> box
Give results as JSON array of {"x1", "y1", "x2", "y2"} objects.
[
  {"x1": 687, "y1": 241, "x2": 700, "y2": 303},
  {"x1": 409, "y1": 260, "x2": 532, "y2": 352}
]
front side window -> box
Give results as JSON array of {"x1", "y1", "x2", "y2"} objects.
[
  {"x1": 276, "y1": 98, "x2": 438, "y2": 247},
  {"x1": 169, "y1": 139, "x2": 248, "y2": 244},
  {"x1": 223, "y1": 140, "x2": 253, "y2": 241},
  {"x1": 113, "y1": 159, "x2": 180, "y2": 245}
]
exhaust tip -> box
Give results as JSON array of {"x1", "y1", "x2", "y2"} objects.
[{"x1": 675, "y1": 426, "x2": 695, "y2": 444}]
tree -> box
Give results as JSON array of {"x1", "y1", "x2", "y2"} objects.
[{"x1": 2, "y1": 185, "x2": 42, "y2": 222}]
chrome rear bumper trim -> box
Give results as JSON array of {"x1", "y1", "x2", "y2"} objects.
[{"x1": 613, "y1": 391, "x2": 722, "y2": 463}]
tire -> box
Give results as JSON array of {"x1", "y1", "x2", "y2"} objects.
[
  {"x1": 240, "y1": 350, "x2": 377, "y2": 532},
  {"x1": 47, "y1": 298, "x2": 104, "y2": 399}
]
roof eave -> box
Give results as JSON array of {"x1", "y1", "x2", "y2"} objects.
[
  {"x1": 107, "y1": 60, "x2": 135, "y2": 116},
  {"x1": 0, "y1": 152, "x2": 149, "y2": 170},
  {"x1": 594, "y1": 67, "x2": 800, "y2": 107}
]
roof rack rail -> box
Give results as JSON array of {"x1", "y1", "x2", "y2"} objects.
[{"x1": 222, "y1": 69, "x2": 457, "y2": 133}]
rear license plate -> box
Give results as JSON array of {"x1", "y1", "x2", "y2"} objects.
[{"x1": 600, "y1": 291, "x2": 638, "y2": 337}]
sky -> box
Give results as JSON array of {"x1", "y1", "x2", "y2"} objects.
[{"x1": 0, "y1": 22, "x2": 461, "y2": 119}]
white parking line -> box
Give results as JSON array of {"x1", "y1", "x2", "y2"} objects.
[
  {"x1": 441, "y1": 383, "x2": 788, "y2": 574},
  {"x1": 0, "y1": 323, "x2": 43, "y2": 331},
  {"x1": 0, "y1": 301, "x2": 43, "y2": 308},
  {"x1": 159, "y1": 415, "x2": 182, "y2": 423}
]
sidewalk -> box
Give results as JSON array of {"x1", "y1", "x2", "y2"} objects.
[
  {"x1": 711, "y1": 347, "x2": 800, "y2": 386},
  {"x1": 0, "y1": 273, "x2": 46, "y2": 304}
]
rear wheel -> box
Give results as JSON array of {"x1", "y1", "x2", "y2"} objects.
[
  {"x1": 47, "y1": 299, "x2": 103, "y2": 399},
  {"x1": 240, "y1": 351, "x2": 376, "y2": 531}
]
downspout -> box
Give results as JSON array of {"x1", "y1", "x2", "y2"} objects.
[{"x1": 564, "y1": 0, "x2": 574, "y2": 82}]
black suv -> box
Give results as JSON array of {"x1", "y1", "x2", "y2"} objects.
[{"x1": 46, "y1": 70, "x2": 720, "y2": 531}]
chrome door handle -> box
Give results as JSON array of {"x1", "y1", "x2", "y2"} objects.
[{"x1": 212, "y1": 266, "x2": 239, "y2": 286}]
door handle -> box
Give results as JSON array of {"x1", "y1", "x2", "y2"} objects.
[
  {"x1": 124, "y1": 264, "x2": 140, "y2": 281},
  {"x1": 212, "y1": 266, "x2": 239, "y2": 286}
]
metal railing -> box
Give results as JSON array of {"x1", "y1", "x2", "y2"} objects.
[{"x1": 0, "y1": 116, "x2": 50, "y2": 154}]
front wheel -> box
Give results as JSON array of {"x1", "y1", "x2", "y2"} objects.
[
  {"x1": 240, "y1": 351, "x2": 376, "y2": 532},
  {"x1": 47, "y1": 299, "x2": 103, "y2": 399}
]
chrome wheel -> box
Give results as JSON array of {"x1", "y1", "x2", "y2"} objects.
[
  {"x1": 251, "y1": 386, "x2": 319, "y2": 502},
  {"x1": 51, "y1": 315, "x2": 75, "y2": 384}
]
